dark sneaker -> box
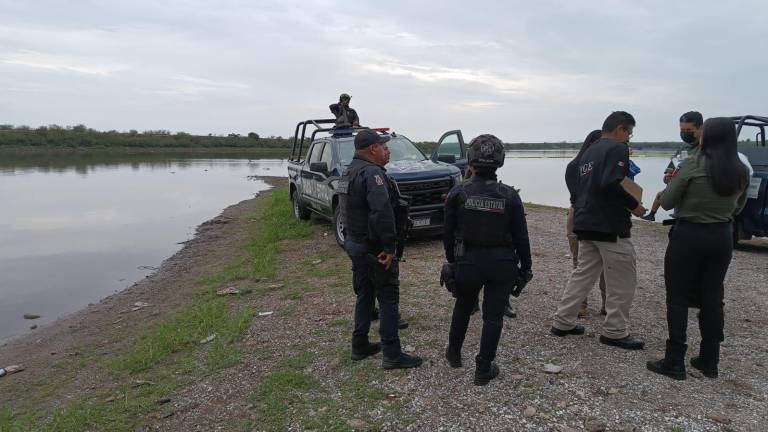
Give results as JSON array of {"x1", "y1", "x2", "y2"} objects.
[
  {"x1": 550, "y1": 325, "x2": 585, "y2": 337},
  {"x1": 474, "y1": 363, "x2": 500, "y2": 386},
  {"x1": 351, "y1": 342, "x2": 381, "y2": 361},
  {"x1": 445, "y1": 348, "x2": 462, "y2": 368},
  {"x1": 382, "y1": 353, "x2": 423, "y2": 370},
  {"x1": 599, "y1": 335, "x2": 645, "y2": 350},
  {"x1": 690, "y1": 357, "x2": 718, "y2": 378},
  {"x1": 646, "y1": 358, "x2": 686, "y2": 380},
  {"x1": 504, "y1": 304, "x2": 517, "y2": 318},
  {"x1": 398, "y1": 318, "x2": 409, "y2": 330},
  {"x1": 641, "y1": 212, "x2": 656, "y2": 221}
]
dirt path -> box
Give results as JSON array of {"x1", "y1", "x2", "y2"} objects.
[{"x1": 2, "y1": 190, "x2": 767, "y2": 431}]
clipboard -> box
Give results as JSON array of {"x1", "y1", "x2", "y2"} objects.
[{"x1": 621, "y1": 177, "x2": 643, "y2": 204}]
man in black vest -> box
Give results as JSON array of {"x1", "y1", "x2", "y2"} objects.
[
  {"x1": 329, "y1": 93, "x2": 360, "y2": 128},
  {"x1": 443, "y1": 134, "x2": 533, "y2": 385},
  {"x1": 551, "y1": 111, "x2": 646, "y2": 350},
  {"x1": 339, "y1": 129, "x2": 422, "y2": 369}
]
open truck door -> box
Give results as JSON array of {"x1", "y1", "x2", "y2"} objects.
[{"x1": 432, "y1": 130, "x2": 468, "y2": 176}]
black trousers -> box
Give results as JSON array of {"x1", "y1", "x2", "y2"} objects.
[
  {"x1": 448, "y1": 247, "x2": 517, "y2": 366},
  {"x1": 664, "y1": 221, "x2": 732, "y2": 366}
]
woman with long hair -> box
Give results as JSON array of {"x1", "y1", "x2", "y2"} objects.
[
  {"x1": 647, "y1": 117, "x2": 749, "y2": 380},
  {"x1": 565, "y1": 130, "x2": 606, "y2": 316}
]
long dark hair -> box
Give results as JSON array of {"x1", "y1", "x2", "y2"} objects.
[
  {"x1": 574, "y1": 129, "x2": 602, "y2": 162},
  {"x1": 701, "y1": 117, "x2": 748, "y2": 196}
]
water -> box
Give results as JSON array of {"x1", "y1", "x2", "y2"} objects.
[
  {"x1": 0, "y1": 152, "x2": 674, "y2": 341},
  {"x1": 0, "y1": 156, "x2": 283, "y2": 341}
]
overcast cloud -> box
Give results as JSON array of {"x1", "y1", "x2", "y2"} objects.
[{"x1": 1, "y1": 0, "x2": 766, "y2": 142}]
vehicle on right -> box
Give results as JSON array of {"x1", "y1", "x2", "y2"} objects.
[{"x1": 732, "y1": 115, "x2": 768, "y2": 246}]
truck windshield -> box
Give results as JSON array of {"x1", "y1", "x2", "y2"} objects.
[{"x1": 337, "y1": 135, "x2": 426, "y2": 167}]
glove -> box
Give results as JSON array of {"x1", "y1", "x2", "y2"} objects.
[
  {"x1": 510, "y1": 269, "x2": 533, "y2": 297},
  {"x1": 439, "y1": 262, "x2": 456, "y2": 295}
]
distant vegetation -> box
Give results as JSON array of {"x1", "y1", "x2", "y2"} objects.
[{"x1": 3, "y1": 124, "x2": 749, "y2": 156}]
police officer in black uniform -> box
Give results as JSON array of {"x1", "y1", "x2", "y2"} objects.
[
  {"x1": 329, "y1": 93, "x2": 360, "y2": 128},
  {"x1": 442, "y1": 134, "x2": 533, "y2": 385},
  {"x1": 339, "y1": 129, "x2": 422, "y2": 370}
]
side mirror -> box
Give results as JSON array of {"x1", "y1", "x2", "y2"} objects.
[
  {"x1": 309, "y1": 162, "x2": 329, "y2": 174},
  {"x1": 437, "y1": 154, "x2": 456, "y2": 164}
]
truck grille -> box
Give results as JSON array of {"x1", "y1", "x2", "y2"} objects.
[{"x1": 396, "y1": 177, "x2": 452, "y2": 208}]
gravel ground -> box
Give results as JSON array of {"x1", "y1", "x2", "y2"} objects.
[
  {"x1": 3, "y1": 190, "x2": 765, "y2": 431},
  {"x1": 157, "y1": 202, "x2": 767, "y2": 431}
]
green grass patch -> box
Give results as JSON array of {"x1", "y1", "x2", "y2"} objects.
[{"x1": 0, "y1": 188, "x2": 309, "y2": 431}]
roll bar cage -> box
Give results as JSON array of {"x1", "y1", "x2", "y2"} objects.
[{"x1": 289, "y1": 120, "x2": 389, "y2": 162}]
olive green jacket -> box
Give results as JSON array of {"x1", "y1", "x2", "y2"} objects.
[{"x1": 659, "y1": 153, "x2": 748, "y2": 223}]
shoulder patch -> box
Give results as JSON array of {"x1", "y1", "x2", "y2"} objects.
[
  {"x1": 465, "y1": 196, "x2": 505, "y2": 213},
  {"x1": 336, "y1": 179, "x2": 349, "y2": 194},
  {"x1": 374, "y1": 175, "x2": 384, "y2": 186}
]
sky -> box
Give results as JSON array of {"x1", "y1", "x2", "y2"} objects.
[{"x1": 1, "y1": 0, "x2": 766, "y2": 142}]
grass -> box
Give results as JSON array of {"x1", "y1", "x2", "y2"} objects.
[{"x1": 0, "y1": 188, "x2": 312, "y2": 431}]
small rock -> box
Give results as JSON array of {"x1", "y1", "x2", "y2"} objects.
[
  {"x1": 584, "y1": 416, "x2": 607, "y2": 432},
  {"x1": 267, "y1": 283, "x2": 284, "y2": 289},
  {"x1": 258, "y1": 311, "x2": 274, "y2": 317},
  {"x1": 23, "y1": 313, "x2": 40, "y2": 320},
  {"x1": 403, "y1": 345, "x2": 415, "y2": 353},
  {"x1": 386, "y1": 393, "x2": 397, "y2": 401},
  {"x1": 216, "y1": 286, "x2": 241, "y2": 296},
  {"x1": 105, "y1": 396, "x2": 116, "y2": 403},
  {"x1": 607, "y1": 387, "x2": 619, "y2": 395},
  {"x1": 30, "y1": 325, "x2": 37, "y2": 330},
  {"x1": 159, "y1": 411, "x2": 174, "y2": 419},
  {"x1": 523, "y1": 406, "x2": 536, "y2": 417},
  {"x1": 200, "y1": 334, "x2": 216, "y2": 344},
  {"x1": 346, "y1": 418, "x2": 369, "y2": 430},
  {"x1": 706, "y1": 413, "x2": 731, "y2": 424},
  {"x1": 509, "y1": 374, "x2": 525, "y2": 380},
  {"x1": 157, "y1": 397, "x2": 171, "y2": 405},
  {"x1": 311, "y1": 259, "x2": 322, "y2": 265},
  {"x1": 543, "y1": 363, "x2": 563, "y2": 374}
]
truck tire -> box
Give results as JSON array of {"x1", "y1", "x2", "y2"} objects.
[
  {"x1": 333, "y1": 204, "x2": 345, "y2": 248},
  {"x1": 292, "y1": 190, "x2": 311, "y2": 220}
]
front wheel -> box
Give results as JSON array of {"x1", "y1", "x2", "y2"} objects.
[
  {"x1": 333, "y1": 204, "x2": 345, "y2": 248},
  {"x1": 292, "y1": 190, "x2": 311, "y2": 220}
]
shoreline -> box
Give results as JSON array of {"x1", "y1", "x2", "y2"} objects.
[{"x1": 2, "y1": 179, "x2": 767, "y2": 430}]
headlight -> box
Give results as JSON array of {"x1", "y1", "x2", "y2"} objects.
[{"x1": 451, "y1": 172, "x2": 462, "y2": 185}]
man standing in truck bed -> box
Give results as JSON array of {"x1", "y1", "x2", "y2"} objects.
[
  {"x1": 329, "y1": 93, "x2": 360, "y2": 128},
  {"x1": 338, "y1": 129, "x2": 422, "y2": 370}
]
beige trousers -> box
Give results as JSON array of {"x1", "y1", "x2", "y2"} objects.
[
  {"x1": 553, "y1": 237, "x2": 637, "y2": 339},
  {"x1": 566, "y1": 208, "x2": 606, "y2": 309}
]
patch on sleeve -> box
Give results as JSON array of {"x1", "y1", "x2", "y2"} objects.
[
  {"x1": 374, "y1": 175, "x2": 384, "y2": 186},
  {"x1": 336, "y1": 179, "x2": 349, "y2": 194},
  {"x1": 464, "y1": 196, "x2": 505, "y2": 213}
]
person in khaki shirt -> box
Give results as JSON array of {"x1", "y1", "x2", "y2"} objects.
[{"x1": 646, "y1": 117, "x2": 749, "y2": 381}]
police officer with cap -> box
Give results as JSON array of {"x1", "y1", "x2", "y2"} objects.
[
  {"x1": 329, "y1": 93, "x2": 360, "y2": 128},
  {"x1": 442, "y1": 134, "x2": 533, "y2": 385},
  {"x1": 339, "y1": 129, "x2": 422, "y2": 369}
]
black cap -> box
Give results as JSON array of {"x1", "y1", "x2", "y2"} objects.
[{"x1": 354, "y1": 129, "x2": 390, "y2": 150}]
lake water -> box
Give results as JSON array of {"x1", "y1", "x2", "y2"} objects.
[{"x1": 0, "y1": 152, "x2": 673, "y2": 341}]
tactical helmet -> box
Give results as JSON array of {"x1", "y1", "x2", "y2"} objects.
[
  {"x1": 339, "y1": 93, "x2": 351, "y2": 102},
  {"x1": 467, "y1": 134, "x2": 505, "y2": 168}
]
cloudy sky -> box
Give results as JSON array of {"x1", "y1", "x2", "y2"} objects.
[{"x1": 1, "y1": 0, "x2": 766, "y2": 142}]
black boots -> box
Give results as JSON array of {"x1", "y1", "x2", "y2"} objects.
[
  {"x1": 351, "y1": 342, "x2": 381, "y2": 361},
  {"x1": 550, "y1": 325, "x2": 585, "y2": 337},
  {"x1": 382, "y1": 352, "x2": 423, "y2": 370},
  {"x1": 690, "y1": 357, "x2": 718, "y2": 378},
  {"x1": 646, "y1": 358, "x2": 686, "y2": 380},
  {"x1": 445, "y1": 347, "x2": 462, "y2": 368},
  {"x1": 474, "y1": 357, "x2": 499, "y2": 386},
  {"x1": 599, "y1": 335, "x2": 645, "y2": 350}
]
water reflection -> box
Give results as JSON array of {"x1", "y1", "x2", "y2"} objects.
[{"x1": 0, "y1": 156, "x2": 286, "y2": 341}]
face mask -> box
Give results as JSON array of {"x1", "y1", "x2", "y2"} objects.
[{"x1": 680, "y1": 131, "x2": 696, "y2": 144}]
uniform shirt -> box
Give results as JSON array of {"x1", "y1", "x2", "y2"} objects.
[
  {"x1": 329, "y1": 103, "x2": 360, "y2": 128},
  {"x1": 343, "y1": 156, "x2": 397, "y2": 254},
  {"x1": 443, "y1": 174, "x2": 532, "y2": 271},
  {"x1": 573, "y1": 138, "x2": 639, "y2": 241},
  {"x1": 659, "y1": 153, "x2": 749, "y2": 223}
]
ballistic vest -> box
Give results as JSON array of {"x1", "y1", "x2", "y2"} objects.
[{"x1": 457, "y1": 179, "x2": 512, "y2": 247}]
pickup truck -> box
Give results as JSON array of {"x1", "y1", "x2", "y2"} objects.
[
  {"x1": 288, "y1": 120, "x2": 464, "y2": 246},
  {"x1": 733, "y1": 115, "x2": 768, "y2": 245}
]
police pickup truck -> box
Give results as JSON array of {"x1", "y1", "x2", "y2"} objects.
[
  {"x1": 733, "y1": 115, "x2": 768, "y2": 245},
  {"x1": 287, "y1": 120, "x2": 464, "y2": 246}
]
